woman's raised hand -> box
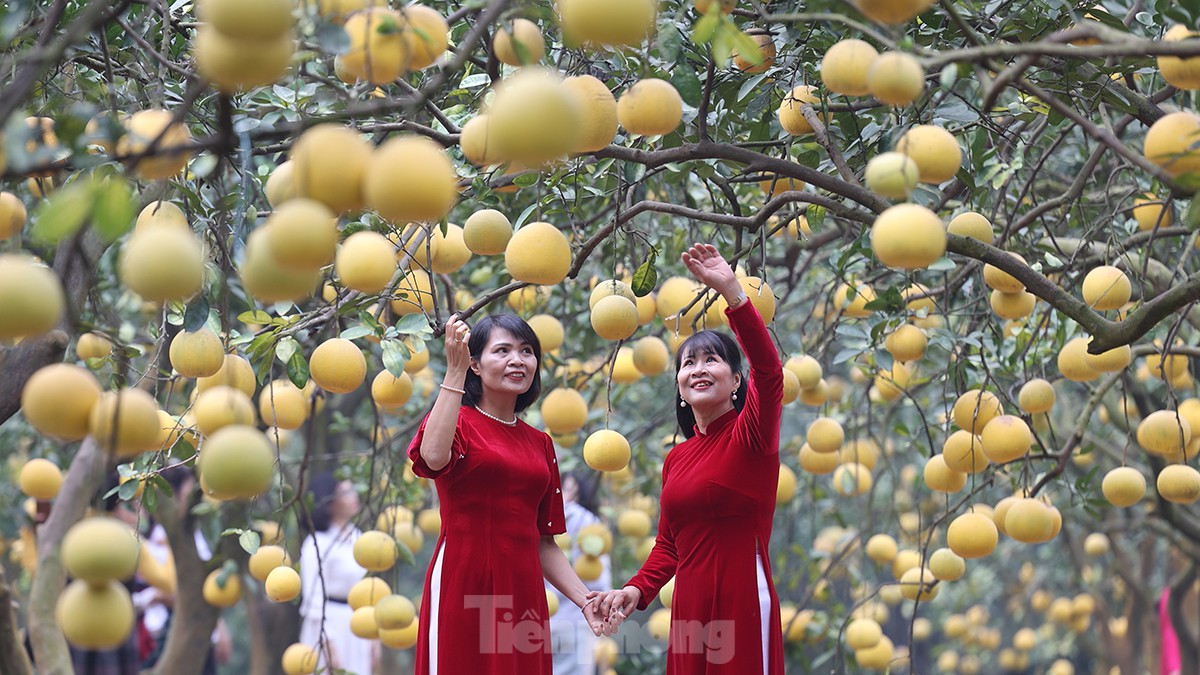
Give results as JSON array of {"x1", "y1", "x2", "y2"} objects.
[
  {"x1": 682, "y1": 243, "x2": 739, "y2": 296},
  {"x1": 443, "y1": 314, "x2": 472, "y2": 376}
]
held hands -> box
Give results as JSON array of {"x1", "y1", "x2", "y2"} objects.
[
  {"x1": 442, "y1": 314, "x2": 472, "y2": 378},
  {"x1": 681, "y1": 244, "x2": 740, "y2": 301},
  {"x1": 583, "y1": 586, "x2": 641, "y2": 637}
]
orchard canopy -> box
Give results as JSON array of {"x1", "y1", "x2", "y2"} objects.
[{"x1": 3, "y1": 0, "x2": 1200, "y2": 673}]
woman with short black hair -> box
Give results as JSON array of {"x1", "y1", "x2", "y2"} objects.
[{"x1": 407, "y1": 313, "x2": 600, "y2": 675}]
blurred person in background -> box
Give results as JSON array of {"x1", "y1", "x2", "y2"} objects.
[{"x1": 549, "y1": 471, "x2": 611, "y2": 674}]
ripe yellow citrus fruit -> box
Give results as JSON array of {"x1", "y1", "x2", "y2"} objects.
[
  {"x1": 463, "y1": 209, "x2": 512, "y2": 255},
  {"x1": 1158, "y1": 25, "x2": 1200, "y2": 89},
  {"x1": 241, "y1": 227, "x2": 320, "y2": 303},
  {"x1": 281, "y1": 643, "x2": 318, "y2": 675},
  {"x1": 885, "y1": 324, "x2": 926, "y2": 362},
  {"x1": 310, "y1": 338, "x2": 366, "y2": 394},
  {"x1": 18, "y1": 458, "x2": 62, "y2": 499},
  {"x1": 248, "y1": 544, "x2": 292, "y2": 582},
  {"x1": 899, "y1": 566, "x2": 937, "y2": 601},
  {"x1": 846, "y1": 617, "x2": 882, "y2": 650},
  {"x1": 265, "y1": 161, "x2": 297, "y2": 208},
  {"x1": 832, "y1": 282, "x2": 875, "y2": 318},
  {"x1": 733, "y1": 33, "x2": 776, "y2": 73},
  {"x1": 193, "y1": 26, "x2": 294, "y2": 93},
  {"x1": 947, "y1": 211, "x2": 993, "y2": 243},
  {"x1": 193, "y1": 385, "x2": 257, "y2": 436},
  {"x1": 89, "y1": 388, "x2": 161, "y2": 457},
  {"x1": 429, "y1": 223, "x2": 472, "y2": 273},
  {"x1": 198, "y1": 425, "x2": 275, "y2": 499},
  {"x1": 203, "y1": 569, "x2": 243, "y2": 608},
  {"x1": 871, "y1": 204, "x2": 946, "y2": 269},
  {"x1": 952, "y1": 389, "x2": 1003, "y2": 434},
  {"x1": 335, "y1": 231, "x2": 397, "y2": 294},
  {"x1": 1132, "y1": 192, "x2": 1171, "y2": 230},
  {"x1": 264, "y1": 199, "x2": 338, "y2": 271},
  {"x1": 832, "y1": 462, "x2": 872, "y2": 496},
  {"x1": 924, "y1": 454, "x2": 966, "y2": 493},
  {"x1": 853, "y1": 0, "x2": 934, "y2": 24},
  {"x1": 864, "y1": 151, "x2": 919, "y2": 199},
  {"x1": 0, "y1": 191, "x2": 27, "y2": 239},
  {"x1": 820, "y1": 39, "x2": 878, "y2": 96},
  {"x1": 378, "y1": 620, "x2": 419, "y2": 649},
  {"x1": 617, "y1": 78, "x2": 683, "y2": 137},
  {"x1": 265, "y1": 566, "x2": 302, "y2": 602},
  {"x1": 947, "y1": 512, "x2": 998, "y2": 559},
  {"x1": 866, "y1": 51, "x2": 924, "y2": 105},
  {"x1": 865, "y1": 534, "x2": 898, "y2": 563},
  {"x1": 197, "y1": 353, "x2": 257, "y2": 397},
  {"x1": 494, "y1": 18, "x2": 545, "y2": 66},
  {"x1": 372, "y1": 370, "x2": 413, "y2": 409},
  {"x1": 542, "y1": 388, "x2": 588, "y2": 434},
  {"x1": 1144, "y1": 111, "x2": 1200, "y2": 178},
  {"x1": 617, "y1": 509, "x2": 652, "y2": 537},
  {"x1": 1004, "y1": 498, "x2": 1055, "y2": 543},
  {"x1": 1081, "y1": 265, "x2": 1131, "y2": 310},
  {"x1": 119, "y1": 109, "x2": 193, "y2": 180},
  {"x1": 459, "y1": 115, "x2": 499, "y2": 166},
  {"x1": 197, "y1": 0, "x2": 294, "y2": 39},
  {"x1": 632, "y1": 335, "x2": 670, "y2": 375},
  {"x1": 1082, "y1": 340, "x2": 1131, "y2": 373},
  {"x1": 347, "y1": 576, "x2": 391, "y2": 610},
  {"x1": 365, "y1": 136, "x2": 458, "y2": 224},
  {"x1": 0, "y1": 254, "x2": 65, "y2": 339},
  {"x1": 62, "y1": 516, "x2": 139, "y2": 585},
  {"x1": 291, "y1": 124, "x2": 371, "y2": 214},
  {"x1": 806, "y1": 417, "x2": 844, "y2": 453},
  {"x1": 401, "y1": 5, "x2": 449, "y2": 69},
  {"x1": 979, "y1": 415, "x2": 1033, "y2": 463},
  {"x1": 556, "y1": 0, "x2": 657, "y2": 48},
  {"x1": 376, "y1": 594, "x2": 416, "y2": 630},
  {"x1": 355, "y1": 530, "x2": 399, "y2": 572},
  {"x1": 21, "y1": 363, "x2": 102, "y2": 441},
  {"x1": 259, "y1": 378, "x2": 309, "y2": 430},
  {"x1": 778, "y1": 85, "x2": 822, "y2": 135},
  {"x1": 169, "y1": 327, "x2": 224, "y2": 378},
  {"x1": 1158, "y1": 464, "x2": 1200, "y2": 504},
  {"x1": 340, "y1": 8, "x2": 410, "y2": 84},
  {"x1": 591, "y1": 295, "x2": 639, "y2": 340},
  {"x1": 1018, "y1": 378, "x2": 1055, "y2": 414},
  {"x1": 505, "y1": 221, "x2": 572, "y2": 285},
  {"x1": 1057, "y1": 336, "x2": 1099, "y2": 382},
  {"x1": 389, "y1": 268, "x2": 435, "y2": 316},
  {"x1": 929, "y1": 548, "x2": 966, "y2": 581},
  {"x1": 1137, "y1": 410, "x2": 1191, "y2": 456},
  {"x1": 584, "y1": 429, "x2": 631, "y2": 471},
  {"x1": 119, "y1": 227, "x2": 205, "y2": 303},
  {"x1": 942, "y1": 430, "x2": 987, "y2": 473},
  {"x1": 57, "y1": 580, "x2": 134, "y2": 649},
  {"x1": 76, "y1": 332, "x2": 114, "y2": 360},
  {"x1": 488, "y1": 67, "x2": 582, "y2": 166},
  {"x1": 526, "y1": 314, "x2": 563, "y2": 352},
  {"x1": 895, "y1": 124, "x2": 961, "y2": 184}
]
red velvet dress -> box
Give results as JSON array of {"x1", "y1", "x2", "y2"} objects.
[
  {"x1": 626, "y1": 301, "x2": 785, "y2": 674},
  {"x1": 407, "y1": 406, "x2": 566, "y2": 675}
]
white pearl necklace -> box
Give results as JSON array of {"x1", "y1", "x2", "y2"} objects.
[{"x1": 474, "y1": 406, "x2": 517, "y2": 426}]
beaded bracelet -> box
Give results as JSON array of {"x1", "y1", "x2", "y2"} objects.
[{"x1": 439, "y1": 383, "x2": 466, "y2": 395}]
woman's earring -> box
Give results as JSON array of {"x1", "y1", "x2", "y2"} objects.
[
  {"x1": 680, "y1": 399, "x2": 687, "y2": 408},
  {"x1": 732, "y1": 392, "x2": 738, "y2": 401}
]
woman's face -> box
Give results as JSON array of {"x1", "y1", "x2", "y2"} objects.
[
  {"x1": 332, "y1": 480, "x2": 360, "y2": 520},
  {"x1": 561, "y1": 475, "x2": 579, "y2": 504},
  {"x1": 471, "y1": 328, "x2": 538, "y2": 399},
  {"x1": 677, "y1": 346, "x2": 741, "y2": 411}
]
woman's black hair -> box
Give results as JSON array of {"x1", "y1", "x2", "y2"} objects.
[
  {"x1": 674, "y1": 329, "x2": 748, "y2": 439},
  {"x1": 564, "y1": 470, "x2": 602, "y2": 515},
  {"x1": 462, "y1": 314, "x2": 543, "y2": 413},
  {"x1": 305, "y1": 471, "x2": 338, "y2": 535}
]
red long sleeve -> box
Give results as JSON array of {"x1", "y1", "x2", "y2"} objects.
[
  {"x1": 625, "y1": 459, "x2": 679, "y2": 610},
  {"x1": 726, "y1": 300, "x2": 784, "y2": 456}
]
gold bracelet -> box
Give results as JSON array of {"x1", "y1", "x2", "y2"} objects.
[{"x1": 440, "y1": 383, "x2": 466, "y2": 395}]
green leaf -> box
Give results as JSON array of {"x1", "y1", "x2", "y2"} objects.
[
  {"x1": 183, "y1": 296, "x2": 210, "y2": 332},
  {"x1": 807, "y1": 205, "x2": 826, "y2": 231},
  {"x1": 316, "y1": 21, "x2": 351, "y2": 54},
  {"x1": 92, "y1": 177, "x2": 135, "y2": 243},
  {"x1": 340, "y1": 325, "x2": 374, "y2": 340},
  {"x1": 381, "y1": 339, "x2": 409, "y2": 378},
  {"x1": 237, "y1": 310, "x2": 274, "y2": 325},
  {"x1": 393, "y1": 313, "x2": 430, "y2": 335},
  {"x1": 118, "y1": 478, "x2": 140, "y2": 500},
  {"x1": 632, "y1": 257, "x2": 658, "y2": 297},
  {"x1": 275, "y1": 336, "x2": 299, "y2": 364},
  {"x1": 239, "y1": 530, "x2": 261, "y2": 555},
  {"x1": 512, "y1": 172, "x2": 539, "y2": 188},
  {"x1": 31, "y1": 178, "x2": 94, "y2": 245},
  {"x1": 254, "y1": 343, "x2": 277, "y2": 384},
  {"x1": 675, "y1": 62, "x2": 703, "y2": 108},
  {"x1": 287, "y1": 351, "x2": 310, "y2": 389},
  {"x1": 729, "y1": 28, "x2": 764, "y2": 67},
  {"x1": 692, "y1": 13, "x2": 720, "y2": 44}
]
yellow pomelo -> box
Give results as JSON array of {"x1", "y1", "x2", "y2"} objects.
[
  {"x1": 1004, "y1": 498, "x2": 1055, "y2": 543},
  {"x1": 1158, "y1": 25, "x2": 1200, "y2": 89},
  {"x1": 895, "y1": 125, "x2": 961, "y2": 184},
  {"x1": 1137, "y1": 410, "x2": 1191, "y2": 456},
  {"x1": 759, "y1": 175, "x2": 805, "y2": 198},
  {"x1": 376, "y1": 594, "x2": 416, "y2": 630},
  {"x1": 832, "y1": 282, "x2": 875, "y2": 318},
  {"x1": 781, "y1": 368, "x2": 800, "y2": 404},
  {"x1": 846, "y1": 618, "x2": 882, "y2": 650},
  {"x1": 241, "y1": 227, "x2": 320, "y2": 303},
  {"x1": 924, "y1": 454, "x2": 966, "y2": 492},
  {"x1": 19, "y1": 458, "x2": 62, "y2": 500},
  {"x1": 58, "y1": 580, "x2": 134, "y2": 649},
  {"x1": 1081, "y1": 265, "x2": 1131, "y2": 310},
  {"x1": 21, "y1": 363, "x2": 102, "y2": 441},
  {"x1": 979, "y1": 415, "x2": 1033, "y2": 463},
  {"x1": 556, "y1": 0, "x2": 657, "y2": 48},
  {"x1": 528, "y1": 314, "x2": 564, "y2": 351},
  {"x1": 929, "y1": 548, "x2": 965, "y2": 581},
  {"x1": 199, "y1": 425, "x2": 274, "y2": 499},
  {"x1": 463, "y1": 209, "x2": 512, "y2": 255},
  {"x1": 265, "y1": 199, "x2": 338, "y2": 271},
  {"x1": 952, "y1": 389, "x2": 1003, "y2": 433},
  {"x1": 197, "y1": 353, "x2": 257, "y2": 397},
  {"x1": 248, "y1": 544, "x2": 292, "y2": 582},
  {"x1": 281, "y1": 643, "x2": 318, "y2": 675},
  {"x1": 389, "y1": 269, "x2": 435, "y2": 316},
  {"x1": 820, "y1": 39, "x2": 878, "y2": 96},
  {"x1": 310, "y1": 338, "x2": 366, "y2": 394},
  {"x1": 1083, "y1": 339, "x2": 1131, "y2": 373},
  {"x1": 1018, "y1": 378, "x2": 1055, "y2": 414},
  {"x1": 892, "y1": 549, "x2": 921, "y2": 579},
  {"x1": 777, "y1": 464, "x2": 797, "y2": 504},
  {"x1": 372, "y1": 370, "x2": 413, "y2": 409},
  {"x1": 1132, "y1": 192, "x2": 1171, "y2": 230},
  {"x1": 542, "y1": 388, "x2": 588, "y2": 434},
  {"x1": 355, "y1": 530, "x2": 399, "y2": 572},
  {"x1": 489, "y1": 67, "x2": 581, "y2": 166},
  {"x1": 1144, "y1": 111, "x2": 1200, "y2": 177},
  {"x1": 194, "y1": 26, "x2": 293, "y2": 93},
  {"x1": 0, "y1": 254, "x2": 65, "y2": 339},
  {"x1": 89, "y1": 388, "x2": 160, "y2": 457},
  {"x1": 733, "y1": 33, "x2": 776, "y2": 73},
  {"x1": 0, "y1": 191, "x2": 28, "y2": 239},
  {"x1": 259, "y1": 378, "x2": 309, "y2": 430},
  {"x1": 899, "y1": 566, "x2": 938, "y2": 601},
  {"x1": 584, "y1": 429, "x2": 631, "y2": 471},
  {"x1": 618, "y1": 79, "x2": 683, "y2": 136},
  {"x1": 942, "y1": 430, "x2": 988, "y2": 473},
  {"x1": 982, "y1": 251, "x2": 1026, "y2": 292},
  {"x1": 193, "y1": 385, "x2": 256, "y2": 436},
  {"x1": 291, "y1": 124, "x2": 371, "y2": 214},
  {"x1": 591, "y1": 295, "x2": 639, "y2": 340},
  {"x1": 76, "y1": 332, "x2": 114, "y2": 361},
  {"x1": 1158, "y1": 464, "x2": 1200, "y2": 504},
  {"x1": 365, "y1": 136, "x2": 457, "y2": 224},
  {"x1": 610, "y1": 347, "x2": 642, "y2": 384},
  {"x1": 378, "y1": 620, "x2": 419, "y2": 649},
  {"x1": 505, "y1": 221, "x2": 572, "y2": 285},
  {"x1": 401, "y1": 5, "x2": 448, "y2": 70},
  {"x1": 1058, "y1": 336, "x2": 1099, "y2": 382},
  {"x1": 459, "y1": 115, "x2": 500, "y2": 166},
  {"x1": 416, "y1": 508, "x2": 441, "y2": 536},
  {"x1": 118, "y1": 109, "x2": 193, "y2": 180},
  {"x1": 617, "y1": 509, "x2": 652, "y2": 537},
  {"x1": 430, "y1": 223, "x2": 471, "y2": 274},
  {"x1": 989, "y1": 288, "x2": 1035, "y2": 319},
  {"x1": 706, "y1": 276, "x2": 775, "y2": 324},
  {"x1": 778, "y1": 85, "x2": 822, "y2": 135},
  {"x1": 265, "y1": 161, "x2": 297, "y2": 208},
  {"x1": 1084, "y1": 532, "x2": 1109, "y2": 556},
  {"x1": 589, "y1": 279, "x2": 635, "y2": 307},
  {"x1": 265, "y1": 566, "x2": 301, "y2": 602},
  {"x1": 856, "y1": 635, "x2": 895, "y2": 669},
  {"x1": 632, "y1": 335, "x2": 670, "y2": 375},
  {"x1": 197, "y1": 0, "x2": 293, "y2": 38},
  {"x1": 832, "y1": 462, "x2": 872, "y2": 496},
  {"x1": 947, "y1": 512, "x2": 998, "y2": 559},
  {"x1": 170, "y1": 327, "x2": 224, "y2": 378},
  {"x1": 884, "y1": 324, "x2": 926, "y2": 362},
  {"x1": 348, "y1": 577, "x2": 391, "y2": 609},
  {"x1": 340, "y1": 8, "x2": 410, "y2": 84},
  {"x1": 853, "y1": 0, "x2": 934, "y2": 24},
  {"x1": 866, "y1": 51, "x2": 924, "y2": 105},
  {"x1": 807, "y1": 417, "x2": 844, "y2": 453},
  {"x1": 865, "y1": 534, "x2": 898, "y2": 563},
  {"x1": 494, "y1": 18, "x2": 545, "y2": 66},
  {"x1": 336, "y1": 231, "x2": 396, "y2": 294},
  {"x1": 948, "y1": 211, "x2": 993, "y2": 243},
  {"x1": 63, "y1": 517, "x2": 139, "y2": 583},
  {"x1": 786, "y1": 355, "x2": 822, "y2": 389},
  {"x1": 798, "y1": 442, "x2": 837, "y2": 474},
  {"x1": 203, "y1": 569, "x2": 243, "y2": 608},
  {"x1": 864, "y1": 151, "x2": 919, "y2": 199},
  {"x1": 871, "y1": 204, "x2": 945, "y2": 269},
  {"x1": 119, "y1": 227, "x2": 205, "y2": 303}
]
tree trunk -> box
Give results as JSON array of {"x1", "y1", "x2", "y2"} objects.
[
  {"x1": 247, "y1": 589, "x2": 298, "y2": 675},
  {"x1": 0, "y1": 563, "x2": 35, "y2": 675},
  {"x1": 27, "y1": 438, "x2": 108, "y2": 675}
]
